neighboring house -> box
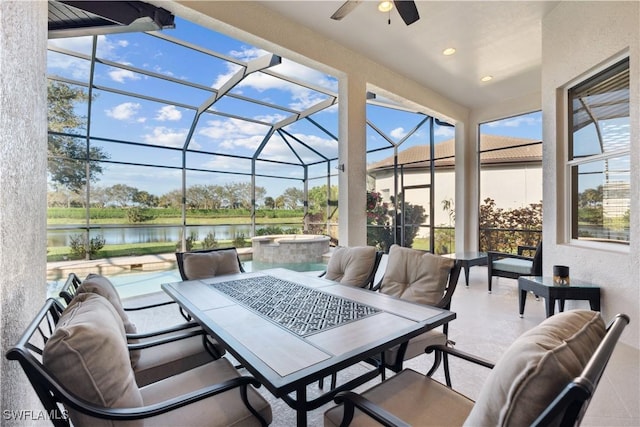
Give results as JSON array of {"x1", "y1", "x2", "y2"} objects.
[{"x1": 367, "y1": 134, "x2": 542, "y2": 226}]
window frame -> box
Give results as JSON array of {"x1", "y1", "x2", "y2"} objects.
[{"x1": 566, "y1": 55, "x2": 630, "y2": 248}]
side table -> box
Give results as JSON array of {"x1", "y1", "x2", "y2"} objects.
[
  {"x1": 443, "y1": 252, "x2": 488, "y2": 288},
  {"x1": 518, "y1": 276, "x2": 601, "y2": 318}
]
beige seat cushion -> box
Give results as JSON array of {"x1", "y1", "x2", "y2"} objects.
[
  {"x1": 141, "y1": 358, "x2": 272, "y2": 427},
  {"x1": 133, "y1": 333, "x2": 215, "y2": 387},
  {"x1": 384, "y1": 328, "x2": 447, "y2": 363},
  {"x1": 380, "y1": 244, "x2": 454, "y2": 305},
  {"x1": 464, "y1": 310, "x2": 606, "y2": 426},
  {"x1": 325, "y1": 246, "x2": 377, "y2": 287},
  {"x1": 78, "y1": 273, "x2": 141, "y2": 367},
  {"x1": 182, "y1": 249, "x2": 241, "y2": 279},
  {"x1": 43, "y1": 293, "x2": 143, "y2": 427},
  {"x1": 324, "y1": 368, "x2": 474, "y2": 426}
]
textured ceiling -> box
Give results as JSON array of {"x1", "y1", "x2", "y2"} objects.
[{"x1": 258, "y1": 1, "x2": 560, "y2": 110}]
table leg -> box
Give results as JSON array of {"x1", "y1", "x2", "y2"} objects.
[
  {"x1": 519, "y1": 289, "x2": 527, "y2": 318},
  {"x1": 590, "y1": 296, "x2": 601, "y2": 311},
  {"x1": 296, "y1": 386, "x2": 307, "y2": 426},
  {"x1": 545, "y1": 297, "x2": 555, "y2": 318},
  {"x1": 464, "y1": 264, "x2": 470, "y2": 287},
  {"x1": 558, "y1": 299, "x2": 565, "y2": 312}
]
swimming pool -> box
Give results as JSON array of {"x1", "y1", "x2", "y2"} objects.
[{"x1": 47, "y1": 260, "x2": 327, "y2": 300}]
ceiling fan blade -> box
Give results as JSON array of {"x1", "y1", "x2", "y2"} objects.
[
  {"x1": 330, "y1": 0, "x2": 363, "y2": 20},
  {"x1": 393, "y1": 0, "x2": 420, "y2": 25}
]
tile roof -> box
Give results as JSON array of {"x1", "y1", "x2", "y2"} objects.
[{"x1": 367, "y1": 134, "x2": 542, "y2": 171}]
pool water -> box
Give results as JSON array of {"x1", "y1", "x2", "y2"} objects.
[{"x1": 48, "y1": 260, "x2": 327, "y2": 300}]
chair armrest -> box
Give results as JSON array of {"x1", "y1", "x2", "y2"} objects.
[
  {"x1": 517, "y1": 245, "x2": 537, "y2": 256},
  {"x1": 425, "y1": 344, "x2": 495, "y2": 369},
  {"x1": 122, "y1": 291, "x2": 177, "y2": 311},
  {"x1": 123, "y1": 300, "x2": 176, "y2": 311},
  {"x1": 488, "y1": 251, "x2": 533, "y2": 263},
  {"x1": 127, "y1": 328, "x2": 204, "y2": 350},
  {"x1": 59, "y1": 375, "x2": 263, "y2": 421},
  {"x1": 126, "y1": 321, "x2": 201, "y2": 340},
  {"x1": 333, "y1": 391, "x2": 410, "y2": 427}
]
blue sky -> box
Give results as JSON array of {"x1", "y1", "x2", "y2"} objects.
[{"x1": 47, "y1": 17, "x2": 542, "y2": 198}]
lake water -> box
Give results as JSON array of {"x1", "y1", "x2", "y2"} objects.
[{"x1": 47, "y1": 224, "x2": 287, "y2": 247}]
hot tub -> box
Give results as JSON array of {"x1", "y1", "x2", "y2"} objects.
[{"x1": 251, "y1": 234, "x2": 330, "y2": 264}]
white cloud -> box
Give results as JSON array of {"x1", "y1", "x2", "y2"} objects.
[
  {"x1": 199, "y1": 118, "x2": 270, "y2": 149},
  {"x1": 486, "y1": 115, "x2": 540, "y2": 128},
  {"x1": 155, "y1": 105, "x2": 182, "y2": 121},
  {"x1": 153, "y1": 64, "x2": 175, "y2": 77},
  {"x1": 142, "y1": 127, "x2": 189, "y2": 148},
  {"x1": 229, "y1": 47, "x2": 269, "y2": 61},
  {"x1": 254, "y1": 113, "x2": 288, "y2": 124},
  {"x1": 108, "y1": 66, "x2": 140, "y2": 83},
  {"x1": 48, "y1": 35, "x2": 118, "y2": 58},
  {"x1": 197, "y1": 116, "x2": 335, "y2": 160},
  {"x1": 390, "y1": 127, "x2": 407, "y2": 140},
  {"x1": 105, "y1": 102, "x2": 142, "y2": 121},
  {"x1": 211, "y1": 47, "x2": 338, "y2": 112},
  {"x1": 211, "y1": 64, "x2": 243, "y2": 89},
  {"x1": 48, "y1": 35, "x2": 124, "y2": 79},
  {"x1": 435, "y1": 126, "x2": 455, "y2": 138}
]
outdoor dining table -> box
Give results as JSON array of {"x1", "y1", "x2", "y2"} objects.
[{"x1": 161, "y1": 268, "x2": 455, "y2": 426}]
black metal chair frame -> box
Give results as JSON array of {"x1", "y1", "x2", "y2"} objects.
[
  {"x1": 59, "y1": 272, "x2": 176, "y2": 312},
  {"x1": 371, "y1": 260, "x2": 462, "y2": 385},
  {"x1": 58, "y1": 273, "x2": 222, "y2": 359},
  {"x1": 333, "y1": 313, "x2": 630, "y2": 427},
  {"x1": 487, "y1": 241, "x2": 542, "y2": 293},
  {"x1": 5, "y1": 299, "x2": 268, "y2": 427}
]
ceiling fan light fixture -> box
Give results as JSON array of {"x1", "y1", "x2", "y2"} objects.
[{"x1": 378, "y1": 1, "x2": 393, "y2": 13}]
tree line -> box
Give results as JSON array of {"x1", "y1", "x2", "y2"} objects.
[{"x1": 47, "y1": 182, "x2": 339, "y2": 212}]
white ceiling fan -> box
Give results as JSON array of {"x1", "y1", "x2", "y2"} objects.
[{"x1": 331, "y1": 0, "x2": 420, "y2": 25}]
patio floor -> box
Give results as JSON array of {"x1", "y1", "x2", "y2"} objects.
[{"x1": 125, "y1": 264, "x2": 639, "y2": 427}]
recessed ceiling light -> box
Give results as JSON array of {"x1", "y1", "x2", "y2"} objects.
[
  {"x1": 378, "y1": 1, "x2": 393, "y2": 12},
  {"x1": 481, "y1": 75, "x2": 493, "y2": 82},
  {"x1": 442, "y1": 48, "x2": 456, "y2": 56}
]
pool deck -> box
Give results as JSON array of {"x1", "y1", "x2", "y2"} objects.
[
  {"x1": 46, "y1": 247, "x2": 255, "y2": 281},
  {"x1": 47, "y1": 247, "x2": 333, "y2": 281}
]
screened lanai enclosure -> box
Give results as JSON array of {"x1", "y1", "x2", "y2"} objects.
[{"x1": 47, "y1": 6, "x2": 455, "y2": 262}]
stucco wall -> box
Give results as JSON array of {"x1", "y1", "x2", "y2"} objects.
[
  {"x1": 372, "y1": 164, "x2": 542, "y2": 227},
  {"x1": 0, "y1": 1, "x2": 48, "y2": 422},
  {"x1": 542, "y1": 1, "x2": 640, "y2": 348}
]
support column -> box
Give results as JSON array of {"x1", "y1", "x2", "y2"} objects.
[
  {"x1": 0, "y1": 1, "x2": 49, "y2": 422},
  {"x1": 454, "y1": 121, "x2": 479, "y2": 252},
  {"x1": 338, "y1": 75, "x2": 367, "y2": 246}
]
